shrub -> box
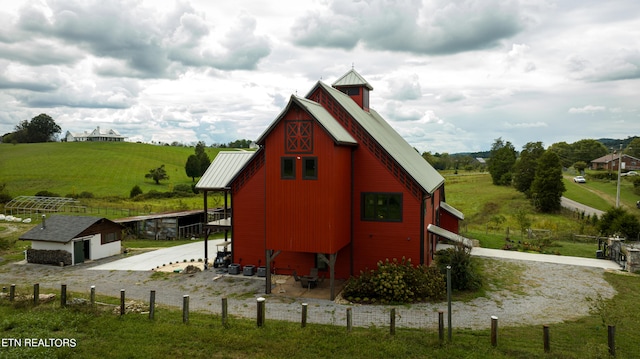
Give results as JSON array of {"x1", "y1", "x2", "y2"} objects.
[
  {"x1": 129, "y1": 185, "x2": 143, "y2": 198},
  {"x1": 35, "y1": 190, "x2": 60, "y2": 197},
  {"x1": 435, "y1": 245, "x2": 483, "y2": 291},
  {"x1": 172, "y1": 184, "x2": 193, "y2": 194},
  {"x1": 342, "y1": 257, "x2": 446, "y2": 304}
]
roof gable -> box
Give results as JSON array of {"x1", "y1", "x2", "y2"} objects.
[
  {"x1": 255, "y1": 95, "x2": 357, "y2": 146},
  {"x1": 19, "y1": 216, "x2": 119, "y2": 243}
]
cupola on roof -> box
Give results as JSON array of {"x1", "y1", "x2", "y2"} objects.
[{"x1": 332, "y1": 68, "x2": 373, "y2": 90}]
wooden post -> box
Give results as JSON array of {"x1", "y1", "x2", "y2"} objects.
[
  {"x1": 447, "y1": 266, "x2": 452, "y2": 342},
  {"x1": 490, "y1": 316, "x2": 498, "y2": 347},
  {"x1": 346, "y1": 308, "x2": 353, "y2": 332},
  {"x1": 608, "y1": 325, "x2": 616, "y2": 357},
  {"x1": 10, "y1": 284, "x2": 15, "y2": 302},
  {"x1": 222, "y1": 297, "x2": 228, "y2": 327},
  {"x1": 390, "y1": 308, "x2": 396, "y2": 335},
  {"x1": 120, "y1": 289, "x2": 125, "y2": 316},
  {"x1": 438, "y1": 311, "x2": 444, "y2": 344},
  {"x1": 60, "y1": 284, "x2": 67, "y2": 308},
  {"x1": 182, "y1": 295, "x2": 189, "y2": 324},
  {"x1": 149, "y1": 290, "x2": 156, "y2": 320},
  {"x1": 33, "y1": 283, "x2": 39, "y2": 306},
  {"x1": 301, "y1": 303, "x2": 308, "y2": 328},
  {"x1": 256, "y1": 297, "x2": 265, "y2": 327},
  {"x1": 543, "y1": 325, "x2": 550, "y2": 353},
  {"x1": 90, "y1": 285, "x2": 96, "y2": 307}
]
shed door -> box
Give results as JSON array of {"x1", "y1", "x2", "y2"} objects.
[{"x1": 73, "y1": 241, "x2": 84, "y2": 264}]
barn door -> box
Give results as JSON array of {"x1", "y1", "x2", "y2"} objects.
[{"x1": 73, "y1": 240, "x2": 84, "y2": 264}]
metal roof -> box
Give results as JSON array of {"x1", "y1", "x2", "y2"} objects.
[
  {"x1": 19, "y1": 215, "x2": 121, "y2": 243},
  {"x1": 195, "y1": 151, "x2": 256, "y2": 190},
  {"x1": 332, "y1": 68, "x2": 373, "y2": 90},
  {"x1": 440, "y1": 202, "x2": 464, "y2": 220},
  {"x1": 318, "y1": 82, "x2": 445, "y2": 194},
  {"x1": 427, "y1": 224, "x2": 473, "y2": 248}
]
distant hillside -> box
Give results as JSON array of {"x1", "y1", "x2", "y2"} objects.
[
  {"x1": 452, "y1": 137, "x2": 638, "y2": 157},
  {"x1": 0, "y1": 142, "x2": 227, "y2": 198}
]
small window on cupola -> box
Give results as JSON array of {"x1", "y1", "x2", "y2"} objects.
[{"x1": 332, "y1": 69, "x2": 373, "y2": 111}]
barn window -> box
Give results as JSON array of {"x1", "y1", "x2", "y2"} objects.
[
  {"x1": 303, "y1": 157, "x2": 317, "y2": 179},
  {"x1": 361, "y1": 193, "x2": 402, "y2": 222},
  {"x1": 102, "y1": 232, "x2": 118, "y2": 244},
  {"x1": 281, "y1": 157, "x2": 295, "y2": 179}
]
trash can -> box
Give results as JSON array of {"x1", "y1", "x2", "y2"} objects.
[
  {"x1": 243, "y1": 265, "x2": 255, "y2": 276},
  {"x1": 257, "y1": 266, "x2": 267, "y2": 277},
  {"x1": 228, "y1": 263, "x2": 241, "y2": 275}
]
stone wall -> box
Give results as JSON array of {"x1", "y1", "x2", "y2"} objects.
[{"x1": 26, "y1": 249, "x2": 72, "y2": 266}]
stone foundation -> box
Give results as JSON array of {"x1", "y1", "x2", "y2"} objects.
[{"x1": 26, "y1": 249, "x2": 72, "y2": 266}]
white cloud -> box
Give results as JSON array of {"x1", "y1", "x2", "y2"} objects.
[{"x1": 568, "y1": 105, "x2": 607, "y2": 114}]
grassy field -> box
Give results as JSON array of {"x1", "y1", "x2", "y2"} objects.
[{"x1": 0, "y1": 142, "x2": 226, "y2": 198}]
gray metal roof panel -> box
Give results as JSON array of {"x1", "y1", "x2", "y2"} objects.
[
  {"x1": 319, "y1": 82, "x2": 444, "y2": 194},
  {"x1": 294, "y1": 96, "x2": 357, "y2": 145},
  {"x1": 195, "y1": 151, "x2": 256, "y2": 190},
  {"x1": 20, "y1": 215, "x2": 106, "y2": 243},
  {"x1": 440, "y1": 202, "x2": 465, "y2": 220},
  {"x1": 332, "y1": 69, "x2": 374, "y2": 90}
]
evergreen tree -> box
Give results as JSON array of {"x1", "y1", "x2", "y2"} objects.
[
  {"x1": 487, "y1": 138, "x2": 517, "y2": 186},
  {"x1": 530, "y1": 151, "x2": 565, "y2": 212},
  {"x1": 513, "y1": 141, "x2": 545, "y2": 197}
]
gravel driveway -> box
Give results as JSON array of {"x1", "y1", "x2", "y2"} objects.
[{"x1": 0, "y1": 253, "x2": 617, "y2": 330}]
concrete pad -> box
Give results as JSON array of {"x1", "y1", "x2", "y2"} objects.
[
  {"x1": 470, "y1": 247, "x2": 622, "y2": 270},
  {"x1": 89, "y1": 239, "x2": 227, "y2": 271}
]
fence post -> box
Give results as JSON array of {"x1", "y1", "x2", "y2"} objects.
[
  {"x1": 149, "y1": 290, "x2": 156, "y2": 320},
  {"x1": 543, "y1": 325, "x2": 550, "y2": 353},
  {"x1": 608, "y1": 325, "x2": 616, "y2": 357},
  {"x1": 346, "y1": 307, "x2": 353, "y2": 332},
  {"x1": 90, "y1": 285, "x2": 95, "y2": 307},
  {"x1": 120, "y1": 289, "x2": 125, "y2": 316},
  {"x1": 301, "y1": 303, "x2": 308, "y2": 328},
  {"x1": 438, "y1": 311, "x2": 444, "y2": 344},
  {"x1": 390, "y1": 308, "x2": 396, "y2": 336},
  {"x1": 60, "y1": 284, "x2": 67, "y2": 308},
  {"x1": 256, "y1": 297, "x2": 265, "y2": 327},
  {"x1": 10, "y1": 284, "x2": 15, "y2": 302},
  {"x1": 491, "y1": 316, "x2": 498, "y2": 347},
  {"x1": 447, "y1": 265, "x2": 452, "y2": 342},
  {"x1": 222, "y1": 297, "x2": 228, "y2": 327},
  {"x1": 183, "y1": 295, "x2": 189, "y2": 324},
  {"x1": 33, "y1": 283, "x2": 39, "y2": 306}
]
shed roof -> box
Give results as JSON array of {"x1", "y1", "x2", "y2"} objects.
[
  {"x1": 19, "y1": 215, "x2": 121, "y2": 243},
  {"x1": 317, "y1": 81, "x2": 445, "y2": 194},
  {"x1": 440, "y1": 202, "x2": 464, "y2": 220},
  {"x1": 427, "y1": 224, "x2": 473, "y2": 248},
  {"x1": 196, "y1": 151, "x2": 256, "y2": 190}
]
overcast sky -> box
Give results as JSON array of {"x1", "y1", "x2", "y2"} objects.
[{"x1": 1, "y1": 0, "x2": 638, "y2": 153}]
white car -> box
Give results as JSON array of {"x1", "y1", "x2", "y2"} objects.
[
  {"x1": 573, "y1": 176, "x2": 586, "y2": 183},
  {"x1": 621, "y1": 171, "x2": 638, "y2": 177}
]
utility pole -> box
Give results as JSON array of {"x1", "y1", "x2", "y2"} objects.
[{"x1": 616, "y1": 144, "x2": 622, "y2": 208}]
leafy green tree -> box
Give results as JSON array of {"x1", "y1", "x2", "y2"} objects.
[
  {"x1": 573, "y1": 161, "x2": 588, "y2": 173},
  {"x1": 571, "y1": 139, "x2": 608, "y2": 164},
  {"x1": 598, "y1": 207, "x2": 640, "y2": 240},
  {"x1": 184, "y1": 141, "x2": 211, "y2": 181},
  {"x1": 12, "y1": 114, "x2": 61, "y2": 143},
  {"x1": 513, "y1": 141, "x2": 545, "y2": 197},
  {"x1": 626, "y1": 137, "x2": 640, "y2": 158},
  {"x1": 145, "y1": 165, "x2": 169, "y2": 185},
  {"x1": 547, "y1": 141, "x2": 573, "y2": 168},
  {"x1": 530, "y1": 151, "x2": 565, "y2": 212},
  {"x1": 487, "y1": 138, "x2": 517, "y2": 186}
]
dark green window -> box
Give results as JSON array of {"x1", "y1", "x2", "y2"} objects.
[
  {"x1": 281, "y1": 157, "x2": 295, "y2": 179},
  {"x1": 362, "y1": 193, "x2": 402, "y2": 222},
  {"x1": 303, "y1": 157, "x2": 317, "y2": 179}
]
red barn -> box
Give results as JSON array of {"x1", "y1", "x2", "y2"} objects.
[{"x1": 198, "y1": 69, "x2": 464, "y2": 299}]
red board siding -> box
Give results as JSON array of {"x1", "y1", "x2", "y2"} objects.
[
  {"x1": 351, "y1": 147, "x2": 422, "y2": 273},
  {"x1": 231, "y1": 163, "x2": 266, "y2": 268},
  {"x1": 264, "y1": 104, "x2": 351, "y2": 254}
]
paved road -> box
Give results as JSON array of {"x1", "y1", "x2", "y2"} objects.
[
  {"x1": 470, "y1": 246, "x2": 620, "y2": 270},
  {"x1": 561, "y1": 196, "x2": 604, "y2": 217}
]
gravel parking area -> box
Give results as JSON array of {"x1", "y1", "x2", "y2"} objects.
[{"x1": 0, "y1": 253, "x2": 618, "y2": 330}]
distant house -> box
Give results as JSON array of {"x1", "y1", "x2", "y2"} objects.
[
  {"x1": 65, "y1": 126, "x2": 126, "y2": 142},
  {"x1": 19, "y1": 215, "x2": 124, "y2": 266},
  {"x1": 197, "y1": 69, "x2": 465, "y2": 299},
  {"x1": 590, "y1": 154, "x2": 640, "y2": 171}
]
